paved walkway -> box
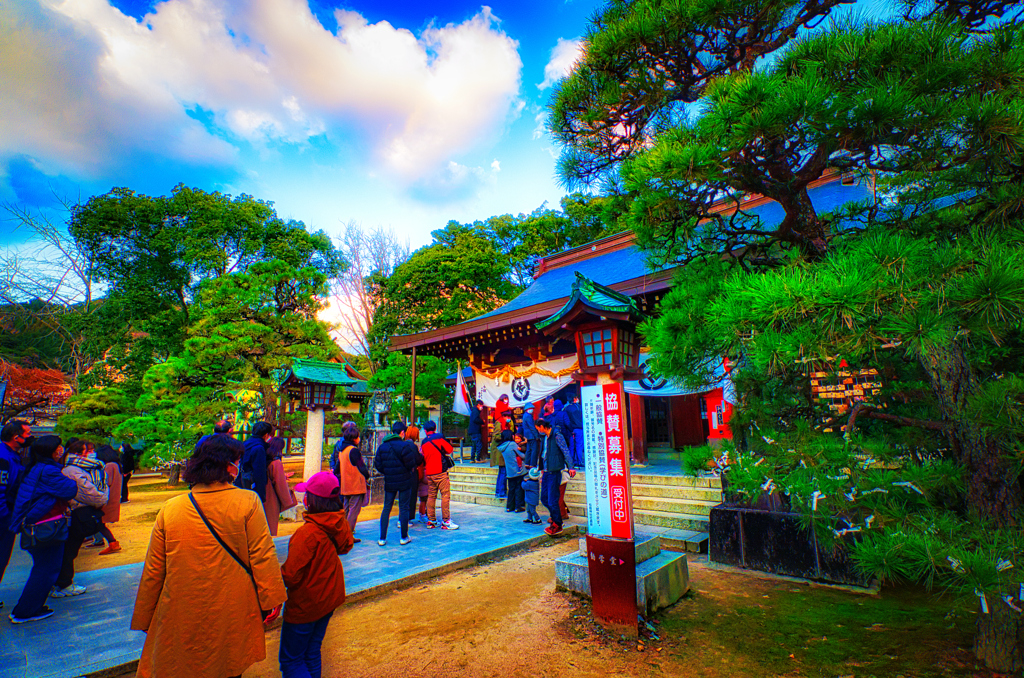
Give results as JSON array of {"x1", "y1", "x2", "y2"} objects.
[{"x1": 0, "y1": 502, "x2": 575, "y2": 678}]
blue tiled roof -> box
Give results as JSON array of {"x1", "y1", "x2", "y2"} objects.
[
  {"x1": 471, "y1": 246, "x2": 662, "y2": 323},
  {"x1": 467, "y1": 178, "x2": 872, "y2": 325}
]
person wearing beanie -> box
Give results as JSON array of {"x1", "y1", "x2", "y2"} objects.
[
  {"x1": 372, "y1": 421, "x2": 423, "y2": 546},
  {"x1": 522, "y1": 467, "x2": 542, "y2": 524},
  {"x1": 279, "y1": 471, "x2": 354, "y2": 678}
]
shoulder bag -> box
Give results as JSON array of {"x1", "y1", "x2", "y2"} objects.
[
  {"x1": 425, "y1": 439, "x2": 455, "y2": 473},
  {"x1": 189, "y1": 493, "x2": 264, "y2": 611}
]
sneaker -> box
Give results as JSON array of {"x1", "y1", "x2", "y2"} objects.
[
  {"x1": 544, "y1": 525, "x2": 563, "y2": 536},
  {"x1": 50, "y1": 584, "x2": 86, "y2": 598},
  {"x1": 377, "y1": 539, "x2": 386, "y2": 547},
  {"x1": 418, "y1": 514, "x2": 429, "y2": 526},
  {"x1": 523, "y1": 518, "x2": 534, "y2": 523},
  {"x1": 84, "y1": 539, "x2": 105, "y2": 548},
  {"x1": 400, "y1": 537, "x2": 412, "y2": 546},
  {"x1": 441, "y1": 520, "x2": 459, "y2": 531},
  {"x1": 505, "y1": 508, "x2": 515, "y2": 513},
  {"x1": 426, "y1": 520, "x2": 436, "y2": 529},
  {"x1": 9, "y1": 606, "x2": 54, "y2": 624},
  {"x1": 99, "y1": 542, "x2": 121, "y2": 555}
]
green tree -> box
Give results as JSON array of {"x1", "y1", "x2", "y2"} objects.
[
  {"x1": 55, "y1": 386, "x2": 132, "y2": 442},
  {"x1": 115, "y1": 259, "x2": 339, "y2": 471},
  {"x1": 68, "y1": 184, "x2": 344, "y2": 403},
  {"x1": 368, "y1": 227, "x2": 516, "y2": 367},
  {"x1": 554, "y1": 1, "x2": 1024, "y2": 669}
]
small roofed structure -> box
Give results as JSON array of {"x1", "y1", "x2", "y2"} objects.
[
  {"x1": 279, "y1": 358, "x2": 369, "y2": 480},
  {"x1": 536, "y1": 272, "x2": 646, "y2": 382}
]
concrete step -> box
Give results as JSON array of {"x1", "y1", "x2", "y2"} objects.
[
  {"x1": 648, "y1": 451, "x2": 681, "y2": 462},
  {"x1": 562, "y1": 490, "x2": 719, "y2": 516},
  {"x1": 450, "y1": 467, "x2": 723, "y2": 490}
]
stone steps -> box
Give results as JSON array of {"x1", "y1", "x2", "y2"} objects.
[{"x1": 448, "y1": 464, "x2": 722, "y2": 542}]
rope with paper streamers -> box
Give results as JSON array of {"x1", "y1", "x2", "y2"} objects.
[{"x1": 477, "y1": 360, "x2": 579, "y2": 384}]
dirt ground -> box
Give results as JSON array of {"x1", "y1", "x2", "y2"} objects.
[{"x1": 96, "y1": 466, "x2": 1003, "y2": 678}]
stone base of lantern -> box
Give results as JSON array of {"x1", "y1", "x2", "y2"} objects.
[{"x1": 555, "y1": 533, "x2": 690, "y2": 617}]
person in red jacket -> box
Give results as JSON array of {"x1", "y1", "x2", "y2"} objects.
[
  {"x1": 420, "y1": 420, "x2": 459, "y2": 530},
  {"x1": 280, "y1": 471, "x2": 355, "y2": 678}
]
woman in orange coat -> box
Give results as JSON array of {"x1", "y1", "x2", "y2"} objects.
[{"x1": 131, "y1": 436, "x2": 287, "y2": 678}]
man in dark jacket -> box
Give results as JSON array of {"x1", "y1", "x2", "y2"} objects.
[
  {"x1": 0, "y1": 419, "x2": 31, "y2": 607},
  {"x1": 467, "y1": 400, "x2": 485, "y2": 463},
  {"x1": 373, "y1": 421, "x2": 424, "y2": 546},
  {"x1": 535, "y1": 418, "x2": 574, "y2": 536},
  {"x1": 237, "y1": 421, "x2": 273, "y2": 503},
  {"x1": 563, "y1": 395, "x2": 585, "y2": 469},
  {"x1": 521, "y1": 406, "x2": 539, "y2": 467}
]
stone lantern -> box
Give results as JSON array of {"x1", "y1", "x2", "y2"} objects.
[{"x1": 279, "y1": 358, "x2": 351, "y2": 481}]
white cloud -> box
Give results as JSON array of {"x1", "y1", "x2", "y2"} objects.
[
  {"x1": 538, "y1": 37, "x2": 583, "y2": 90},
  {"x1": 0, "y1": 0, "x2": 523, "y2": 184},
  {"x1": 491, "y1": 159, "x2": 501, "y2": 172}
]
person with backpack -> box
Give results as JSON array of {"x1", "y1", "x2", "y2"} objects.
[
  {"x1": 373, "y1": 421, "x2": 422, "y2": 546},
  {"x1": 332, "y1": 422, "x2": 369, "y2": 540},
  {"x1": 421, "y1": 420, "x2": 458, "y2": 531},
  {"x1": 279, "y1": 471, "x2": 354, "y2": 678},
  {"x1": 237, "y1": 421, "x2": 273, "y2": 503},
  {"x1": 7, "y1": 435, "x2": 78, "y2": 623},
  {"x1": 54, "y1": 439, "x2": 108, "y2": 598}
]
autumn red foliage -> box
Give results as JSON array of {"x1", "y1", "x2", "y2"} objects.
[{"x1": 0, "y1": 360, "x2": 70, "y2": 422}]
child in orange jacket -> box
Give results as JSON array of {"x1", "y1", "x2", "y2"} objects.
[{"x1": 280, "y1": 471, "x2": 355, "y2": 678}]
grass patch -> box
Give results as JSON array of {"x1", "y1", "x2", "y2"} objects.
[{"x1": 652, "y1": 568, "x2": 981, "y2": 678}]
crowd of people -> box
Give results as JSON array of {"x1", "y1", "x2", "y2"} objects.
[
  {"x1": 0, "y1": 420, "x2": 137, "y2": 624},
  {"x1": 466, "y1": 393, "x2": 582, "y2": 536},
  {"x1": 0, "y1": 392, "x2": 582, "y2": 675}
]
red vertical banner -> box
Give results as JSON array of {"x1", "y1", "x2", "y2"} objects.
[{"x1": 602, "y1": 383, "x2": 634, "y2": 540}]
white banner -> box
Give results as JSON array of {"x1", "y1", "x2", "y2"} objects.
[
  {"x1": 473, "y1": 356, "x2": 578, "y2": 408},
  {"x1": 624, "y1": 353, "x2": 736, "y2": 404}
]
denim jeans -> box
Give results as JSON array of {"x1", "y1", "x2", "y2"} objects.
[
  {"x1": 526, "y1": 504, "x2": 540, "y2": 522},
  {"x1": 279, "y1": 611, "x2": 334, "y2": 678},
  {"x1": 494, "y1": 466, "x2": 507, "y2": 498},
  {"x1": 571, "y1": 430, "x2": 585, "y2": 468},
  {"x1": 12, "y1": 540, "x2": 65, "y2": 619},
  {"x1": 541, "y1": 472, "x2": 562, "y2": 528},
  {"x1": 469, "y1": 434, "x2": 482, "y2": 462},
  {"x1": 379, "y1": 487, "x2": 412, "y2": 540}
]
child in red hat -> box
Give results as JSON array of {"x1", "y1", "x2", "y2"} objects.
[{"x1": 279, "y1": 471, "x2": 354, "y2": 677}]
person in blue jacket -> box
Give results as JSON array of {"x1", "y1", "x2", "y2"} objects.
[
  {"x1": 0, "y1": 419, "x2": 31, "y2": 606},
  {"x1": 8, "y1": 435, "x2": 79, "y2": 624},
  {"x1": 237, "y1": 421, "x2": 273, "y2": 503},
  {"x1": 562, "y1": 394, "x2": 585, "y2": 468}
]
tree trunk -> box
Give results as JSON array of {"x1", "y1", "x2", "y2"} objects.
[
  {"x1": 919, "y1": 341, "x2": 1022, "y2": 526},
  {"x1": 974, "y1": 597, "x2": 1024, "y2": 673},
  {"x1": 167, "y1": 464, "x2": 181, "y2": 485}
]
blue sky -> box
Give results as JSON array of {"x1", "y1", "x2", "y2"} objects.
[{"x1": 0, "y1": 0, "x2": 605, "y2": 248}]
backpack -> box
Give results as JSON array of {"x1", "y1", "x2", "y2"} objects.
[{"x1": 233, "y1": 448, "x2": 255, "y2": 491}]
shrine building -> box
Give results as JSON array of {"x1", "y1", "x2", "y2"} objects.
[{"x1": 390, "y1": 172, "x2": 873, "y2": 465}]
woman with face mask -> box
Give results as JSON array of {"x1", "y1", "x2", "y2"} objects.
[{"x1": 130, "y1": 435, "x2": 287, "y2": 678}]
